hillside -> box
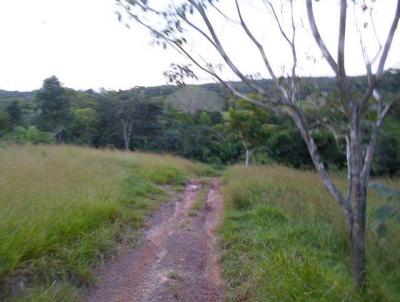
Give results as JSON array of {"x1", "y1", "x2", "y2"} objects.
[
  {"x1": 0, "y1": 89, "x2": 35, "y2": 100},
  {"x1": 0, "y1": 71, "x2": 398, "y2": 112},
  {"x1": 165, "y1": 85, "x2": 227, "y2": 113}
]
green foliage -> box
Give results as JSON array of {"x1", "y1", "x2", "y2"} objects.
[
  {"x1": 70, "y1": 108, "x2": 96, "y2": 145},
  {"x1": 35, "y1": 76, "x2": 71, "y2": 140},
  {"x1": 6, "y1": 101, "x2": 22, "y2": 128},
  {"x1": 147, "y1": 166, "x2": 186, "y2": 185},
  {"x1": 373, "y1": 116, "x2": 400, "y2": 177},
  {"x1": 2, "y1": 126, "x2": 53, "y2": 144},
  {"x1": 370, "y1": 183, "x2": 400, "y2": 239},
  {"x1": 221, "y1": 166, "x2": 400, "y2": 301},
  {"x1": 0, "y1": 76, "x2": 398, "y2": 175},
  {"x1": 0, "y1": 111, "x2": 10, "y2": 132},
  {"x1": 94, "y1": 91, "x2": 163, "y2": 150},
  {"x1": 158, "y1": 107, "x2": 242, "y2": 165},
  {"x1": 26, "y1": 126, "x2": 53, "y2": 144},
  {"x1": 227, "y1": 101, "x2": 274, "y2": 164},
  {"x1": 266, "y1": 129, "x2": 311, "y2": 168}
]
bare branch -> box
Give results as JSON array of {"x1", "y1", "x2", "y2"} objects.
[
  {"x1": 265, "y1": 1, "x2": 293, "y2": 47},
  {"x1": 353, "y1": 3, "x2": 372, "y2": 83},
  {"x1": 288, "y1": 0, "x2": 298, "y2": 104},
  {"x1": 338, "y1": 0, "x2": 347, "y2": 79},
  {"x1": 306, "y1": 0, "x2": 338, "y2": 73},
  {"x1": 235, "y1": 0, "x2": 277, "y2": 81},
  {"x1": 260, "y1": 0, "x2": 299, "y2": 103},
  {"x1": 361, "y1": 98, "x2": 396, "y2": 184},
  {"x1": 376, "y1": 0, "x2": 400, "y2": 77},
  {"x1": 177, "y1": 12, "x2": 217, "y2": 47},
  {"x1": 369, "y1": 8, "x2": 383, "y2": 65},
  {"x1": 121, "y1": 1, "x2": 289, "y2": 111},
  {"x1": 209, "y1": 1, "x2": 240, "y2": 25},
  {"x1": 289, "y1": 108, "x2": 351, "y2": 217},
  {"x1": 189, "y1": 0, "x2": 268, "y2": 96}
]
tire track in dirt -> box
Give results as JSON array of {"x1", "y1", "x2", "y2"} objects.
[{"x1": 88, "y1": 178, "x2": 224, "y2": 302}]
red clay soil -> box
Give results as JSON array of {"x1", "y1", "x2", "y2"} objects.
[{"x1": 87, "y1": 178, "x2": 225, "y2": 302}]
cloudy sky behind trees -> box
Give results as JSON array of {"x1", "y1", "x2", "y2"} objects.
[{"x1": 0, "y1": 0, "x2": 398, "y2": 91}]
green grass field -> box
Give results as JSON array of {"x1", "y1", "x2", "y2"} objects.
[
  {"x1": 1, "y1": 145, "x2": 399, "y2": 301},
  {"x1": 220, "y1": 165, "x2": 400, "y2": 302},
  {"x1": 0, "y1": 145, "x2": 213, "y2": 301}
]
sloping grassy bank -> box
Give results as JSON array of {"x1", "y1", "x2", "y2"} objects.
[
  {"x1": 220, "y1": 165, "x2": 400, "y2": 301},
  {"x1": 0, "y1": 145, "x2": 213, "y2": 301}
]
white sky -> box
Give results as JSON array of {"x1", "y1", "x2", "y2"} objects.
[{"x1": 0, "y1": 0, "x2": 398, "y2": 91}]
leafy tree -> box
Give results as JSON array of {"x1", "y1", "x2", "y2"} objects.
[
  {"x1": 128, "y1": 98, "x2": 163, "y2": 150},
  {"x1": 116, "y1": 91, "x2": 162, "y2": 150},
  {"x1": 0, "y1": 111, "x2": 10, "y2": 133},
  {"x1": 6, "y1": 101, "x2": 22, "y2": 129},
  {"x1": 117, "y1": 94, "x2": 136, "y2": 150},
  {"x1": 158, "y1": 107, "x2": 241, "y2": 164},
  {"x1": 35, "y1": 76, "x2": 71, "y2": 142},
  {"x1": 70, "y1": 108, "x2": 97, "y2": 145},
  {"x1": 122, "y1": 0, "x2": 400, "y2": 288},
  {"x1": 228, "y1": 101, "x2": 273, "y2": 166},
  {"x1": 94, "y1": 91, "x2": 162, "y2": 150},
  {"x1": 267, "y1": 129, "x2": 310, "y2": 168}
]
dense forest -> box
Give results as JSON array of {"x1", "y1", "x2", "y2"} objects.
[{"x1": 0, "y1": 72, "x2": 399, "y2": 176}]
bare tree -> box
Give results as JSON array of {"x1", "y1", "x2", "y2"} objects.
[{"x1": 118, "y1": 0, "x2": 400, "y2": 288}]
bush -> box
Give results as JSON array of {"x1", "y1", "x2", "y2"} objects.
[
  {"x1": 148, "y1": 166, "x2": 186, "y2": 185},
  {"x1": 2, "y1": 126, "x2": 53, "y2": 145},
  {"x1": 26, "y1": 126, "x2": 53, "y2": 144}
]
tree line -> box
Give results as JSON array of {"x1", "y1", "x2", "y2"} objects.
[{"x1": 0, "y1": 75, "x2": 398, "y2": 176}]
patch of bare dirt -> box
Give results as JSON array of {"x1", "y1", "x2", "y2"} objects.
[{"x1": 87, "y1": 178, "x2": 225, "y2": 302}]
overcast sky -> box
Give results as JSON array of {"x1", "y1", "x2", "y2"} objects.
[{"x1": 0, "y1": 0, "x2": 398, "y2": 91}]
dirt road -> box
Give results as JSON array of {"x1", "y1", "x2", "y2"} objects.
[{"x1": 88, "y1": 178, "x2": 224, "y2": 302}]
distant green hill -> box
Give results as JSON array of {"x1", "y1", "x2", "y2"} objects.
[
  {"x1": 165, "y1": 85, "x2": 227, "y2": 113},
  {"x1": 0, "y1": 90, "x2": 35, "y2": 100},
  {"x1": 0, "y1": 71, "x2": 398, "y2": 112}
]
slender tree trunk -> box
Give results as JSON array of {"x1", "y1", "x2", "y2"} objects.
[
  {"x1": 124, "y1": 136, "x2": 130, "y2": 150},
  {"x1": 351, "y1": 184, "x2": 367, "y2": 289},
  {"x1": 349, "y1": 101, "x2": 367, "y2": 289},
  {"x1": 245, "y1": 149, "x2": 252, "y2": 167},
  {"x1": 122, "y1": 122, "x2": 132, "y2": 151}
]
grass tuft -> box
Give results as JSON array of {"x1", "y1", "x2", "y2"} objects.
[{"x1": 188, "y1": 182, "x2": 210, "y2": 217}]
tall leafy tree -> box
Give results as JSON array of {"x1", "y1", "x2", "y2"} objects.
[
  {"x1": 6, "y1": 101, "x2": 22, "y2": 129},
  {"x1": 116, "y1": 91, "x2": 162, "y2": 150},
  {"x1": 70, "y1": 108, "x2": 97, "y2": 145},
  {"x1": 35, "y1": 76, "x2": 71, "y2": 142},
  {"x1": 228, "y1": 101, "x2": 273, "y2": 166}
]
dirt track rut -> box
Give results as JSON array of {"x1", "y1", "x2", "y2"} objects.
[{"x1": 88, "y1": 178, "x2": 224, "y2": 302}]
